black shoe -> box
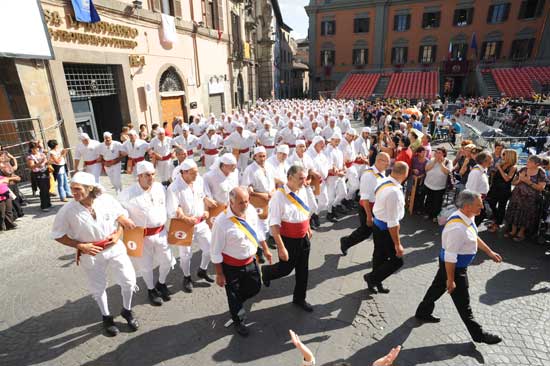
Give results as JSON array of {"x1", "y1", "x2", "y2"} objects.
[
  {"x1": 340, "y1": 237, "x2": 349, "y2": 256},
  {"x1": 327, "y1": 212, "x2": 339, "y2": 223},
  {"x1": 182, "y1": 276, "x2": 193, "y2": 293},
  {"x1": 292, "y1": 300, "x2": 314, "y2": 313},
  {"x1": 310, "y1": 217, "x2": 319, "y2": 229},
  {"x1": 155, "y1": 282, "x2": 172, "y2": 301},
  {"x1": 363, "y1": 273, "x2": 378, "y2": 294},
  {"x1": 148, "y1": 289, "x2": 163, "y2": 306},
  {"x1": 267, "y1": 235, "x2": 277, "y2": 249},
  {"x1": 120, "y1": 308, "x2": 139, "y2": 331},
  {"x1": 312, "y1": 213, "x2": 320, "y2": 227},
  {"x1": 102, "y1": 316, "x2": 119, "y2": 337},
  {"x1": 415, "y1": 314, "x2": 441, "y2": 323},
  {"x1": 234, "y1": 320, "x2": 250, "y2": 337},
  {"x1": 261, "y1": 267, "x2": 270, "y2": 287},
  {"x1": 197, "y1": 268, "x2": 214, "y2": 283},
  {"x1": 376, "y1": 284, "x2": 390, "y2": 294},
  {"x1": 473, "y1": 332, "x2": 502, "y2": 345}
]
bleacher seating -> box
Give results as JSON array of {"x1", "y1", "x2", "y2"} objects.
[
  {"x1": 384, "y1": 71, "x2": 439, "y2": 99},
  {"x1": 336, "y1": 73, "x2": 381, "y2": 99},
  {"x1": 491, "y1": 66, "x2": 550, "y2": 98}
]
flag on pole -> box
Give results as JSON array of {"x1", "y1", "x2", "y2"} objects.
[
  {"x1": 470, "y1": 32, "x2": 478, "y2": 58},
  {"x1": 71, "y1": 0, "x2": 101, "y2": 23}
]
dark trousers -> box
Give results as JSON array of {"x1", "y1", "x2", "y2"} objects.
[
  {"x1": 343, "y1": 204, "x2": 372, "y2": 250},
  {"x1": 32, "y1": 171, "x2": 51, "y2": 210},
  {"x1": 423, "y1": 187, "x2": 446, "y2": 218},
  {"x1": 487, "y1": 194, "x2": 509, "y2": 226},
  {"x1": 475, "y1": 206, "x2": 486, "y2": 226},
  {"x1": 222, "y1": 260, "x2": 261, "y2": 322},
  {"x1": 369, "y1": 225, "x2": 404, "y2": 285},
  {"x1": 0, "y1": 198, "x2": 15, "y2": 230},
  {"x1": 416, "y1": 261, "x2": 483, "y2": 339},
  {"x1": 9, "y1": 183, "x2": 24, "y2": 217},
  {"x1": 262, "y1": 235, "x2": 310, "y2": 303}
]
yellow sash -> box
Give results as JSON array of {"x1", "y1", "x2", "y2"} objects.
[
  {"x1": 229, "y1": 216, "x2": 259, "y2": 249},
  {"x1": 277, "y1": 187, "x2": 310, "y2": 216}
]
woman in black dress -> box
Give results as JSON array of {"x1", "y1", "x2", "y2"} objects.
[{"x1": 486, "y1": 149, "x2": 517, "y2": 233}]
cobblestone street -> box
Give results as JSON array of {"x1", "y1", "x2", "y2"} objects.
[{"x1": 1, "y1": 173, "x2": 549, "y2": 366}]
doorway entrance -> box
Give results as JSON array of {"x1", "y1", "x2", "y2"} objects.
[{"x1": 159, "y1": 67, "x2": 187, "y2": 133}]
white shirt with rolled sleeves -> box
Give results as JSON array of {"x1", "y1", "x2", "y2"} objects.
[
  {"x1": 123, "y1": 139, "x2": 150, "y2": 159},
  {"x1": 203, "y1": 167, "x2": 240, "y2": 205},
  {"x1": 372, "y1": 176, "x2": 405, "y2": 228},
  {"x1": 74, "y1": 140, "x2": 101, "y2": 162},
  {"x1": 360, "y1": 166, "x2": 385, "y2": 203},
  {"x1": 269, "y1": 185, "x2": 312, "y2": 226},
  {"x1": 97, "y1": 141, "x2": 124, "y2": 161},
  {"x1": 173, "y1": 123, "x2": 183, "y2": 136},
  {"x1": 465, "y1": 164, "x2": 490, "y2": 195},
  {"x1": 224, "y1": 130, "x2": 255, "y2": 150},
  {"x1": 198, "y1": 133, "x2": 223, "y2": 151},
  {"x1": 166, "y1": 175, "x2": 208, "y2": 219},
  {"x1": 118, "y1": 182, "x2": 167, "y2": 228},
  {"x1": 210, "y1": 205, "x2": 265, "y2": 264},
  {"x1": 287, "y1": 152, "x2": 316, "y2": 175},
  {"x1": 172, "y1": 134, "x2": 199, "y2": 153},
  {"x1": 441, "y1": 210, "x2": 478, "y2": 266},
  {"x1": 266, "y1": 155, "x2": 289, "y2": 185},
  {"x1": 242, "y1": 161, "x2": 275, "y2": 193},
  {"x1": 276, "y1": 126, "x2": 302, "y2": 146},
  {"x1": 149, "y1": 136, "x2": 174, "y2": 157}
]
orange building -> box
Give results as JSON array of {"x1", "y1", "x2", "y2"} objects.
[{"x1": 305, "y1": 0, "x2": 550, "y2": 99}]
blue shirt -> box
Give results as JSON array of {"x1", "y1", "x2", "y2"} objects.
[
  {"x1": 412, "y1": 121, "x2": 423, "y2": 131},
  {"x1": 452, "y1": 122, "x2": 462, "y2": 133}
]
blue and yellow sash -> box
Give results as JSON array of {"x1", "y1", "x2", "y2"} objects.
[
  {"x1": 365, "y1": 168, "x2": 384, "y2": 179},
  {"x1": 229, "y1": 216, "x2": 259, "y2": 248},
  {"x1": 374, "y1": 180, "x2": 396, "y2": 197},
  {"x1": 278, "y1": 187, "x2": 310, "y2": 215},
  {"x1": 445, "y1": 215, "x2": 478, "y2": 236}
]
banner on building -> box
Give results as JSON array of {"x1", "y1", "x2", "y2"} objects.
[
  {"x1": 70, "y1": 0, "x2": 100, "y2": 23},
  {"x1": 0, "y1": 0, "x2": 54, "y2": 59}
]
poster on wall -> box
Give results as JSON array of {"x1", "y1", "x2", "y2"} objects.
[{"x1": 0, "y1": 0, "x2": 54, "y2": 59}]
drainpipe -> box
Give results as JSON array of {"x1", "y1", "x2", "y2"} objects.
[{"x1": 189, "y1": 0, "x2": 201, "y2": 87}]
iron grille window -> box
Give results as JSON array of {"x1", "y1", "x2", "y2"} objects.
[{"x1": 63, "y1": 63, "x2": 117, "y2": 98}]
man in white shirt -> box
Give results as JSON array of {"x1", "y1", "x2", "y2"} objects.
[
  {"x1": 198, "y1": 125, "x2": 223, "y2": 169},
  {"x1": 97, "y1": 132, "x2": 124, "y2": 192},
  {"x1": 257, "y1": 120, "x2": 277, "y2": 157},
  {"x1": 166, "y1": 159, "x2": 214, "y2": 293},
  {"x1": 203, "y1": 153, "x2": 240, "y2": 209},
  {"x1": 211, "y1": 187, "x2": 272, "y2": 337},
  {"x1": 74, "y1": 133, "x2": 102, "y2": 183},
  {"x1": 172, "y1": 116, "x2": 184, "y2": 137},
  {"x1": 276, "y1": 119, "x2": 303, "y2": 155},
  {"x1": 118, "y1": 161, "x2": 175, "y2": 306},
  {"x1": 325, "y1": 133, "x2": 347, "y2": 223},
  {"x1": 224, "y1": 122, "x2": 255, "y2": 175},
  {"x1": 364, "y1": 162, "x2": 409, "y2": 294},
  {"x1": 354, "y1": 127, "x2": 371, "y2": 175},
  {"x1": 266, "y1": 144, "x2": 290, "y2": 187},
  {"x1": 123, "y1": 130, "x2": 150, "y2": 175},
  {"x1": 465, "y1": 151, "x2": 492, "y2": 226},
  {"x1": 340, "y1": 128, "x2": 360, "y2": 208},
  {"x1": 148, "y1": 128, "x2": 174, "y2": 185},
  {"x1": 172, "y1": 124, "x2": 199, "y2": 158}
]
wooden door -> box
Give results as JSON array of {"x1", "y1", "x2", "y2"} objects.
[{"x1": 160, "y1": 96, "x2": 186, "y2": 134}]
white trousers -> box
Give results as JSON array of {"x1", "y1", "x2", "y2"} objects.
[
  {"x1": 345, "y1": 166, "x2": 360, "y2": 200},
  {"x1": 85, "y1": 163, "x2": 102, "y2": 184},
  {"x1": 315, "y1": 183, "x2": 329, "y2": 215},
  {"x1": 237, "y1": 152, "x2": 249, "y2": 175},
  {"x1": 156, "y1": 159, "x2": 174, "y2": 183},
  {"x1": 80, "y1": 241, "x2": 136, "y2": 316},
  {"x1": 104, "y1": 163, "x2": 122, "y2": 192},
  {"x1": 178, "y1": 222, "x2": 211, "y2": 276},
  {"x1": 326, "y1": 176, "x2": 347, "y2": 212},
  {"x1": 204, "y1": 154, "x2": 217, "y2": 170},
  {"x1": 130, "y1": 230, "x2": 175, "y2": 290}
]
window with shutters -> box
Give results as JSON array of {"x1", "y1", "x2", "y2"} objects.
[
  {"x1": 201, "y1": 0, "x2": 223, "y2": 29},
  {"x1": 320, "y1": 50, "x2": 335, "y2": 66},
  {"x1": 480, "y1": 41, "x2": 502, "y2": 60},
  {"x1": 453, "y1": 8, "x2": 474, "y2": 26},
  {"x1": 394, "y1": 14, "x2": 410, "y2": 32},
  {"x1": 518, "y1": 0, "x2": 545, "y2": 19},
  {"x1": 321, "y1": 21, "x2": 336, "y2": 36},
  {"x1": 487, "y1": 3, "x2": 510, "y2": 23},
  {"x1": 419, "y1": 45, "x2": 437, "y2": 63},
  {"x1": 510, "y1": 38, "x2": 535, "y2": 60},
  {"x1": 391, "y1": 47, "x2": 408, "y2": 64},
  {"x1": 352, "y1": 48, "x2": 368, "y2": 65},
  {"x1": 231, "y1": 12, "x2": 243, "y2": 59},
  {"x1": 353, "y1": 18, "x2": 370, "y2": 33},
  {"x1": 151, "y1": 0, "x2": 182, "y2": 17},
  {"x1": 422, "y1": 11, "x2": 440, "y2": 29}
]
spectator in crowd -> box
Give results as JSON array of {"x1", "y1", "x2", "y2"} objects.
[
  {"x1": 487, "y1": 149, "x2": 517, "y2": 233},
  {"x1": 395, "y1": 136, "x2": 412, "y2": 170},
  {"x1": 47, "y1": 139, "x2": 72, "y2": 202},
  {"x1": 26, "y1": 141, "x2": 52, "y2": 212},
  {"x1": 139, "y1": 124, "x2": 148, "y2": 141},
  {"x1": 421, "y1": 147, "x2": 453, "y2": 222},
  {"x1": 0, "y1": 174, "x2": 16, "y2": 231},
  {"x1": 0, "y1": 143, "x2": 25, "y2": 218},
  {"x1": 505, "y1": 155, "x2": 546, "y2": 241}
]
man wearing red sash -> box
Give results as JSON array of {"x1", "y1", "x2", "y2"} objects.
[
  {"x1": 122, "y1": 130, "x2": 150, "y2": 175},
  {"x1": 148, "y1": 128, "x2": 175, "y2": 186},
  {"x1": 74, "y1": 133, "x2": 102, "y2": 183},
  {"x1": 261, "y1": 165, "x2": 315, "y2": 312},
  {"x1": 118, "y1": 161, "x2": 175, "y2": 306},
  {"x1": 211, "y1": 187, "x2": 272, "y2": 336}
]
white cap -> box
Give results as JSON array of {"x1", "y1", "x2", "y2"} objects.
[
  {"x1": 330, "y1": 132, "x2": 342, "y2": 141},
  {"x1": 254, "y1": 146, "x2": 266, "y2": 155},
  {"x1": 71, "y1": 171, "x2": 97, "y2": 186},
  {"x1": 157, "y1": 127, "x2": 165, "y2": 134},
  {"x1": 206, "y1": 125, "x2": 216, "y2": 132},
  {"x1": 128, "y1": 129, "x2": 138, "y2": 136},
  {"x1": 182, "y1": 124, "x2": 190, "y2": 132},
  {"x1": 277, "y1": 144, "x2": 290, "y2": 154},
  {"x1": 346, "y1": 128, "x2": 357, "y2": 136},
  {"x1": 264, "y1": 120, "x2": 272, "y2": 125},
  {"x1": 103, "y1": 131, "x2": 112, "y2": 138},
  {"x1": 136, "y1": 161, "x2": 155, "y2": 175},
  {"x1": 296, "y1": 139, "x2": 306, "y2": 146},
  {"x1": 220, "y1": 153, "x2": 237, "y2": 165},
  {"x1": 311, "y1": 135, "x2": 325, "y2": 147},
  {"x1": 180, "y1": 159, "x2": 198, "y2": 171},
  {"x1": 234, "y1": 122, "x2": 244, "y2": 129},
  {"x1": 79, "y1": 133, "x2": 90, "y2": 141},
  {"x1": 362, "y1": 127, "x2": 372, "y2": 134}
]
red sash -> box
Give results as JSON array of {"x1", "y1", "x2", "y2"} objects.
[
  {"x1": 344, "y1": 161, "x2": 353, "y2": 168},
  {"x1": 130, "y1": 156, "x2": 145, "y2": 163},
  {"x1": 144, "y1": 225, "x2": 164, "y2": 236},
  {"x1": 263, "y1": 145, "x2": 275, "y2": 149},
  {"x1": 280, "y1": 220, "x2": 309, "y2": 239},
  {"x1": 222, "y1": 253, "x2": 254, "y2": 267},
  {"x1": 239, "y1": 148, "x2": 250, "y2": 154},
  {"x1": 204, "y1": 148, "x2": 219, "y2": 155},
  {"x1": 76, "y1": 230, "x2": 116, "y2": 265},
  {"x1": 84, "y1": 159, "x2": 100, "y2": 166},
  {"x1": 160, "y1": 154, "x2": 172, "y2": 161},
  {"x1": 354, "y1": 157, "x2": 367, "y2": 165},
  {"x1": 187, "y1": 150, "x2": 194, "y2": 156},
  {"x1": 103, "y1": 158, "x2": 118, "y2": 165},
  {"x1": 288, "y1": 144, "x2": 296, "y2": 148}
]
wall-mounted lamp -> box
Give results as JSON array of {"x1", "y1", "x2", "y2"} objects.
[{"x1": 132, "y1": 0, "x2": 142, "y2": 9}]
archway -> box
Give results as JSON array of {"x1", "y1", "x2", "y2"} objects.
[{"x1": 159, "y1": 66, "x2": 187, "y2": 134}]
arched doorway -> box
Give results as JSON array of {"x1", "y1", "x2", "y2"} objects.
[
  {"x1": 237, "y1": 73, "x2": 244, "y2": 108},
  {"x1": 159, "y1": 67, "x2": 187, "y2": 134}
]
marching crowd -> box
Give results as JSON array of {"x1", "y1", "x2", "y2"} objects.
[{"x1": 4, "y1": 96, "x2": 550, "y2": 364}]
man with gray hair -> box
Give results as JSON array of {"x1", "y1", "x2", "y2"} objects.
[{"x1": 415, "y1": 190, "x2": 503, "y2": 345}]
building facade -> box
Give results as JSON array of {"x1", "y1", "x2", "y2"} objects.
[{"x1": 306, "y1": 0, "x2": 550, "y2": 98}]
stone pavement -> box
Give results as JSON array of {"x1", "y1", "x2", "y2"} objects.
[{"x1": 1, "y1": 167, "x2": 550, "y2": 366}]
